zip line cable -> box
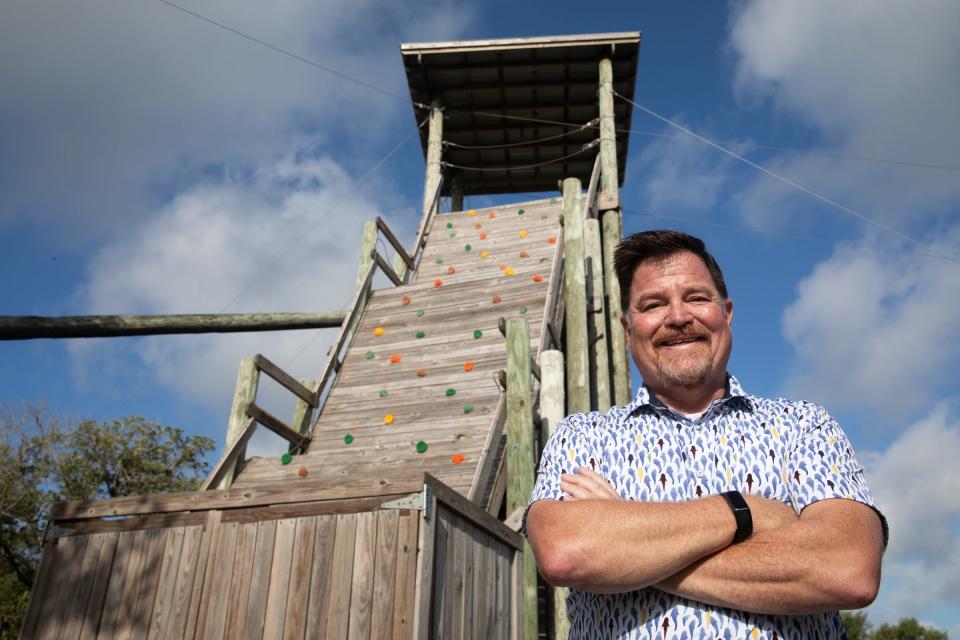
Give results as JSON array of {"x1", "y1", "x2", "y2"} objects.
[
  {"x1": 443, "y1": 140, "x2": 599, "y2": 172},
  {"x1": 614, "y1": 91, "x2": 960, "y2": 265},
  {"x1": 157, "y1": 0, "x2": 959, "y2": 174},
  {"x1": 443, "y1": 118, "x2": 598, "y2": 150}
]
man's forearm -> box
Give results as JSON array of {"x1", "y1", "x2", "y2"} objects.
[
  {"x1": 527, "y1": 496, "x2": 737, "y2": 593},
  {"x1": 656, "y1": 499, "x2": 884, "y2": 614}
]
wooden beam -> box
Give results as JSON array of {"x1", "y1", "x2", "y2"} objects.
[
  {"x1": 372, "y1": 250, "x2": 404, "y2": 287},
  {"x1": 252, "y1": 354, "x2": 315, "y2": 406},
  {"x1": 0, "y1": 312, "x2": 347, "y2": 340},
  {"x1": 245, "y1": 403, "x2": 310, "y2": 450},
  {"x1": 562, "y1": 178, "x2": 590, "y2": 414},
  {"x1": 217, "y1": 356, "x2": 259, "y2": 490},
  {"x1": 289, "y1": 377, "x2": 314, "y2": 449},
  {"x1": 585, "y1": 219, "x2": 611, "y2": 412},
  {"x1": 505, "y1": 318, "x2": 537, "y2": 640},
  {"x1": 422, "y1": 99, "x2": 444, "y2": 218},
  {"x1": 201, "y1": 417, "x2": 257, "y2": 491},
  {"x1": 598, "y1": 58, "x2": 620, "y2": 194},
  {"x1": 375, "y1": 216, "x2": 415, "y2": 270},
  {"x1": 602, "y1": 209, "x2": 631, "y2": 405},
  {"x1": 425, "y1": 475, "x2": 522, "y2": 551}
]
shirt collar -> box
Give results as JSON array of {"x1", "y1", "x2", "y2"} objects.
[{"x1": 626, "y1": 373, "x2": 754, "y2": 416}]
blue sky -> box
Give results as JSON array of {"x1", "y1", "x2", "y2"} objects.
[{"x1": 2, "y1": 0, "x2": 959, "y2": 631}]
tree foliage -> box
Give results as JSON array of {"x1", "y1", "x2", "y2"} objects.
[
  {"x1": 842, "y1": 612, "x2": 949, "y2": 640},
  {"x1": 0, "y1": 404, "x2": 214, "y2": 638}
]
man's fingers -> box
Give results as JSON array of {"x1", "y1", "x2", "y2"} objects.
[{"x1": 560, "y1": 468, "x2": 621, "y2": 500}]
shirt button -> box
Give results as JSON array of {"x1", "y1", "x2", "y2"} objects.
[{"x1": 696, "y1": 469, "x2": 704, "y2": 478}]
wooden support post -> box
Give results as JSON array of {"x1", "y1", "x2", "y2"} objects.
[
  {"x1": 584, "y1": 218, "x2": 611, "y2": 411},
  {"x1": 353, "y1": 220, "x2": 378, "y2": 334},
  {"x1": 562, "y1": 178, "x2": 589, "y2": 415},
  {"x1": 598, "y1": 58, "x2": 620, "y2": 194},
  {"x1": 602, "y1": 209, "x2": 631, "y2": 405},
  {"x1": 218, "y1": 356, "x2": 259, "y2": 489},
  {"x1": 450, "y1": 171, "x2": 464, "y2": 212},
  {"x1": 421, "y1": 99, "x2": 444, "y2": 218},
  {"x1": 393, "y1": 253, "x2": 408, "y2": 284},
  {"x1": 505, "y1": 318, "x2": 537, "y2": 640},
  {"x1": 538, "y1": 349, "x2": 570, "y2": 640},
  {"x1": 290, "y1": 378, "x2": 314, "y2": 449}
]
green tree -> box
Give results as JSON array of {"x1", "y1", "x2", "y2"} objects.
[
  {"x1": 843, "y1": 611, "x2": 873, "y2": 640},
  {"x1": 872, "y1": 618, "x2": 949, "y2": 640},
  {"x1": 0, "y1": 404, "x2": 214, "y2": 638}
]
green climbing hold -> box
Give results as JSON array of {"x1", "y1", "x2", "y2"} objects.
[
  {"x1": 473, "y1": 329, "x2": 482, "y2": 339},
  {"x1": 436, "y1": 257, "x2": 443, "y2": 264},
  {"x1": 446, "y1": 222, "x2": 453, "y2": 228},
  {"x1": 519, "y1": 306, "x2": 528, "y2": 315},
  {"x1": 365, "y1": 351, "x2": 375, "y2": 360},
  {"x1": 416, "y1": 309, "x2": 425, "y2": 317},
  {"x1": 541, "y1": 214, "x2": 548, "y2": 219},
  {"x1": 464, "y1": 244, "x2": 472, "y2": 252},
  {"x1": 463, "y1": 404, "x2": 474, "y2": 414},
  {"x1": 518, "y1": 208, "x2": 525, "y2": 215},
  {"x1": 416, "y1": 330, "x2": 425, "y2": 339},
  {"x1": 550, "y1": 197, "x2": 557, "y2": 204},
  {"x1": 281, "y1": 453, "x2": 293, "y2": 465},
  {"x1": 378, "y1": 389, "x2": 388, "y2": 398},
  {"x1": 416, "y1": 441, "x2": 428, "y2": 454},
  {"x1": 445, "y1": 388, "x2": 456, "y2": 397},
  {"x1": 344, "y1": 434, "x2": 354, "y2": 445},
  {"x1": 449, "y1": 232, "x2": 456, "y2": 238}
]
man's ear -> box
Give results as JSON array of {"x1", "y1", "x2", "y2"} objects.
[
  {"x1": 724, "y1": 298, "x2": 734, "y2": 328},
  {"x1": 619, "y1": 313, "x2": 630, "y2": 336}
]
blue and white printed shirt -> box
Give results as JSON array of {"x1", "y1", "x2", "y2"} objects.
[{"x1": 528, "y1": 374, "x2": 883, "y2": 640}]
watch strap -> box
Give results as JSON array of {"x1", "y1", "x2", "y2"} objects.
[{"x1": 721, "y1": 490, "x2": 753, "y2": 544}]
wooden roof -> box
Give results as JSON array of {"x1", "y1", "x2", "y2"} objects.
[{"x1": 401, "y1": 32, "x2": 641, "y2": 195}]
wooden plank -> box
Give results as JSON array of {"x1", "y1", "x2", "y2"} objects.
[
  {"x1": 122, "y1": 528, "x2": 166, "y2": 640},
  {"x1": 376, "y1": 216, "x2": 415, "y2": 269},
  {"x1": 222, "y1": 522, "x2": 258, "y2": 638},
  {"x1": 35, "y1": 533, "x2": 88, "y2": 639},
  {"x1": 147, "y1": 527, "x2": 186, "y2": 640},
  {"x1": 217, "y1": 356, "x2": 259, "y2": 489},
  {"x1": 598, "y1": 57, "x2": 620, "y2": 194},
  {"x1": 370, "y1": 510, "x2": 399, "y2": 640},
  {"x1": 426, "y1": 476, "x2": 523, "y2": 551},
  {"x1": 262, "y1": 518, "x2": 297, "y2": 640},
  {"x1": 430, "y1": 508, "x2": 452, "y2": 640},
  {"x1": 254, "y1": 353, "x2": 316, "y2": 406},
  {"x1": 585, "y1": 217, "x2": 611, "y2": 411},
  {"x1": 243, "y1": 520, "x2": 278, "y2": 640},
  {"x1": 19, "y1": 534, "x2": 61, "y2": 638},
  {"x1": 392, "y1": 511, "x2": 419, "y2": 638},
  {"x1": 347, "y1": 511, "x2": 378, "y2": 639},
  {"x1": 200, "y1": 521, "x2": 239, "y2": 639},
  {"x1": 201, "y1": 416, "x2": 257, "y2": 491},
  {"x1": 185, "y1": 510, "x2": 222, "y2": 640},
  {"x1": 246, "y1": 403, "x2": 311, "y2": 449},
  {"x1": 52, "y1": 476, "x2": 425, "y2": 520},
  {"x1": 154, "y1": 526, "x2": 203, "y2": 639},
  {"x1": 290, "y1": 377, "x2": 315, "y2": 442},
  {"x1": 325, "y1": 513, "x2": 358, "y2": 639},
  {"x1": 374, "y1": 250, "x2": 405, "y2": 286},
  {"x1": 61, "y1": 534, "x2": 106, "y2": 639},
  {"x1": 460, "y1": 517, "x2": 476, "y2": 640},
  {"x1": 562, "y1": 177, "x2": 589, "y2": 414},
  {"x1": 449, "y1": 513, "x2": 465, "y2": 638},
  {"x1": 282, "y1": 515, "x2": 318, "y2": 640},
  {"x1": 468, "y1": 393, "x2": 506, "y2": 505},
  {"x1": 411, "y1": 494, "x2": 437, "y2": 640},
  {"x1": 78, "y1": 533, "x2": 120, "y2": 640},
  {"x1": 601, "y1": 207, "x2": 630, "y2": 405},
  {"x1": 304, "y1": 516, "x2": 338, "y2": 638},
  {"x1": 94, "y1": 530, "x2": 136, "y2": 639},
  {"x1": 584, "y1": 153, "x2": 602, "y2": 218}
]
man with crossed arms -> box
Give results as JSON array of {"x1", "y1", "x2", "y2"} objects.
[{"x1": 526, "y1": 230, "x2": 886, "y2": 639}]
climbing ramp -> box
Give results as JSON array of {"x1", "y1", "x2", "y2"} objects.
[{"x1": 233, "y1": 196, "x2": 565, "y2": 510}]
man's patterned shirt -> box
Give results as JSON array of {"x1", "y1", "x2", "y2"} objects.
[{"x1": 528, "y1": 375, "x2": 882, "y2": 640}]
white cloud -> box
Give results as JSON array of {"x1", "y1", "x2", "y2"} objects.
[
  {"x1": 69, "y1": 150, "x2": 419, "y2": 453},
  {"x1": 781, "y1": 230, "x2": 960, "y2": 420},
  {"x1": 728, "y1": 0, "x2": 960, "y2": 231},
  {"x1": 0, "y1": 0, "x2": 474, "y2": 243},
  {"x1": 861, "y1": 404, "x2": 960, "y2": 626}
]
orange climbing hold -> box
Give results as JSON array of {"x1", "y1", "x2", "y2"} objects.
[
  {"x1": 402, "y1": 295, "x2": 411, "y2": 305},
  {"x1": 447, "y1": 266, "x2": 456, "y2": 274},
  {"x1": 416, "y1": 369, "x2": 427, "y2": 377},
  {"x1": 488, "y1": 212, "x2": 495, "y2": 219},
  {"x1": 384, "y1": 414, "x2": 394, "y2": 425},
  {"x1": 463, "y1": 361, "x2": 474, "y2": 372},
  {"x1": 452, "y1": 453, "x2": 466, "y2": 464},
  {"x1": 547, "y1": 236, "x2": 557, "y2": 244},
  {"x1": 467, "y1": 209, "x2": 477, "y2": 216},
  {"x1": 492, "y1": 294, "x2": 502, "y2": 304},
  {"x1": 373, "y1": 327, "x2": 385, "y2": 336},
  {"x1": 298, "y1": 466, "x2": 308, "y2": 477},
  {"x1": 533, "y1": 274, "x2": 543, "y2": 283},
  {"x1": 519, "y1": 230, "x2": 528, "y2": 239},
  {"x1": 474, "y1": 222, "x2": 482, "y2": 230},
  {"x1": 499, "y1": 264, "x2": 508, "y2": 271},
  {"x1": 434, "y1": 279, "x2": 443, "y2": 287},
  {"x1": 479, "y1": 232, "x2": 487, "y2": 240},
  {"x1": 519, "y1": 250, "x2": 529, "y2": 258},
  {"x1": 389, "y1": 354, "x2": 401, "y2": 364}
]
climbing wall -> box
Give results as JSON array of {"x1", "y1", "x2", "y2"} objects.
[{"x1": 233, "y1": 197, "x2": 564, "y2": 502}]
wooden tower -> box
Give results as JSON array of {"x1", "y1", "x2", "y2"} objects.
[{"x1": 23, "y1": 32, "x2": 641, "y2": 640}]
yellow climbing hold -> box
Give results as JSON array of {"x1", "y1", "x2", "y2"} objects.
[
  {"x1": 519, "y1": 230, "x2": 528, "y2": 239},
  {"x1": 384, "y1": 414, "x2": 394, "y2": 425},
  {"x1": 467, "y1": 209, "x2": 477, "y2": 216},
  {"x1": 373, "y1": 327, "x2": 385, "y2": 336},
  {"x1": 504, "y1": 267, "x2": 515, "y2": 276},
  {"x1": 481, "y1": 250, "x2": 489, "y2": 259}
]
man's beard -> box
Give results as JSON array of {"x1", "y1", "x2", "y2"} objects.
[{"x1": 657, "y1": 355, "x2": 712, "y2": 389}]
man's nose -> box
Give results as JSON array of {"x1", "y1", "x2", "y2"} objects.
[{"x1": 664, "y1": 300, "x2": 694, "y2": 325}]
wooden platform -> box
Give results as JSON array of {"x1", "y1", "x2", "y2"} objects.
[{"x1": 232, "y1": 197, "x2": 564, "y2": 507}]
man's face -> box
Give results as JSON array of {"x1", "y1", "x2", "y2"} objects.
[{"x1": 621, "y1": 251, "x2": 733, "y2": 396}]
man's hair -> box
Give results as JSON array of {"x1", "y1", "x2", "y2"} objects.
[{"x1": 614, "y1": 230, "x2": 729, "y2": 312}]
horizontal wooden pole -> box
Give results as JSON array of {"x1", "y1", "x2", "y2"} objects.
[
  {"x1": 245, "y1": 403, "x2": 310, "y2": 450},
  {"x1": 0, "y1": 311, "x2": 347, "y2": 340}
]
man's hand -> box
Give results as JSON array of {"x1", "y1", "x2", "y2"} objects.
[{"x1": 560, "y1": 467, "x2": 622, "y2": 501}]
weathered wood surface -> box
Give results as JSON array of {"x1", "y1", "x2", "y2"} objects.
[
  {"x1": 234, "y1": 196, "x2": 565, "y2": 503},
  {"x1": 0, "y1": 311, "x2": 347, "y2": 340},
  {"x1": 602, "y1": 208, "x2": 631, "y2": 405},
  {"x1": 562, "y1": 178, "x2": 590, "y2": 414},
  {"x1": 584, "y1": 217, "x2": 611, "y2": 411}
]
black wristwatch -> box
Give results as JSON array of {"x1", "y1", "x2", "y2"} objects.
[{"x1": 721, "y1": 490, "x2": 753, "y2": 544}]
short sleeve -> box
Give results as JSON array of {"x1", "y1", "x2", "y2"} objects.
[
  {"x1": 788, "y1": 405, "x2": 887, "y2": 543},
  {"x1": 522, "y1": 414, "x2": 601, "y2": 536}
]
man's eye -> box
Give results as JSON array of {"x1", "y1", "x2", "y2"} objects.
[{"x1": 640, "y1": 301, "x2": 664, "y2": 312}]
